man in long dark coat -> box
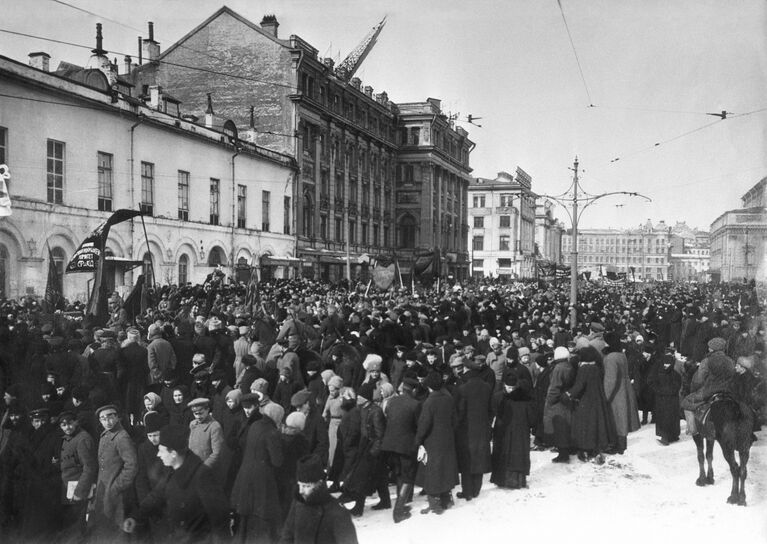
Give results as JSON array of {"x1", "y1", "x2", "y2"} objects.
[
  {"x1": 381, "y1": 378, "x2": 421, "y2": 523},
  {"x1": 544, "y1": 347, "x2": 575, "y2": 463},
  {"x1": 454, "y1": 359, "x2": 493, "y2": 501},
  {"x1": 414, "y1": 372, "x2": 458, "y2": 515}
]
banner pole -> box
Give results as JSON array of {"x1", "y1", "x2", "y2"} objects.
[{"x1": 139, "y1": 212, "x2": 156, "y2": 289}]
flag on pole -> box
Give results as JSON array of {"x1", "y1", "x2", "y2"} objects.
[
  {"x1": 44, "y1": 246, "x2": 64, "y2": 312},
  {"x1": 0, "y1": 164, "x2": 12, "y2": 217},
  {"x1": 123, "y1": 274, "x2": 146, "y2": 322}
]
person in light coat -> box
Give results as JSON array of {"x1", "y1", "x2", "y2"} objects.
[{"x1": 187, "y1": 398, "x2": 224, "y2": 477}]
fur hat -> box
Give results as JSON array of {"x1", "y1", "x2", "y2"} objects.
[
  {"x1": 328, "y1": 376, "x2": 344, "y2": 389},
  {"x1": 159, "y1": 424, "x2": 189, "y2": 453},
  {"x1": 250, "y1": 378, "x2": 270, "y2": 396},
  {"x1": 424, "y1": 371, "x2": 443, "y2": 391},
  {"x1": 143, "y1": 411, "x2": 164, "y2": 434},
  {"x1": 296, "y1": 454, "x2": 325, "y2": 482},
  {"x1": 517, "y1": 347, "x2": 530, "y2": 357},
  {"x1": 363, "y1": 353, "x2": 383, "y2": 372},
  {"x1": 553, "y1": 346, "x2": 570, "y2": 362},
  {"x1": 708, "y1": 337, "x2": 727, "y2": 352},
  {"x1": 285, "y1": 411, "x2": 306, "y2": 431},
  {"x1": 290, "y1": 389, "x2": 312, "y2": 408}
]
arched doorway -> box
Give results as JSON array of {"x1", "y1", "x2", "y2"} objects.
[
  {"x1": 236, "y1": 256, "x2": 250, "y2": 284},
  {"x1": 208, "y1": 246, "x2": 226, "y2": 268}
]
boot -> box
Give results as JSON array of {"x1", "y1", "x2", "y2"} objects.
[
  {"x1": 420, "y1": 495, "x2": 444, "y2": 515},
  {"x1": 551, "y1": 449, "x2": 570, "y2": 463},
  {"x1": 393, "y1": 483, "x2": 413, "y2": 524},
  {"x1": 372, "y1": 481, "x2": 391, "y2": 510},
  {"x1": 349, "y1": 497, "x2": 365, "y2": 517},
  {"x1": 440, "y1": 492, "x2": 454, "y2": 511}
]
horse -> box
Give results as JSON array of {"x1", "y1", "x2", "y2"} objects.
[{"x1": 692, "y1": 393, "x2": 754, "y2": 506}]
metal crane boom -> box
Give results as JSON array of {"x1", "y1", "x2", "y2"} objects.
[{"x1": 335, "y1": 16, "x2": 386, "y2": 81}]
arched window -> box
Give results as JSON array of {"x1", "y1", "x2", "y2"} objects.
[
  {"x1": 208, "y1": 247, "x2": 225, "y2": 267},
  {"x1": 178, "y1": 254, "x2": 189, "y2": 285},
  {"x1": 142, "y1": 251, "x2": 154, "y2": 284},
  {"x1": 0, "y1": 244, "x2": 8, "y2": 299},
  {"x1": 50, "y1": 246, "x2": 66, "y2": 278},
  {"x1": 399, "y1": 215, "x2": 416, "y2": 249},
  {"x1": 302, "y1": 192, "x2": 313, "y2": 237}
]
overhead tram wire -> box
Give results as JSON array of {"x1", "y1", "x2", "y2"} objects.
[
  {"x1": 0, "y1": 28, "x2": 297, "y2": 92},
  {"x1": 607, "y1": 119, "x2": 723, "y2": 164},
  {"x1": 556, "y1": 0, "x2": 595, "y2": 108}
]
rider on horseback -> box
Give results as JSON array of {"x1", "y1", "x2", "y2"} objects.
[{"x1": 681, "y1": 337, "x2": 736, "y2": 435}]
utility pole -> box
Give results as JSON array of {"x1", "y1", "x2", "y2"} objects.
[
  {"x1": 538, "y1": 156, "x2": 651, "y2": 332},
  {"x1": 569, "y1": 158, "x2": 579, "y2": 328}
]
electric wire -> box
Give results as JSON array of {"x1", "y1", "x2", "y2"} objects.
[{"x1": 556, "y1": 0, "x2": 594, "y2": 107}]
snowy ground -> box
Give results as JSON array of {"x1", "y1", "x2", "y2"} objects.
[{"x1": 351, "y1": 422, "x2": 767, "y2": 544}]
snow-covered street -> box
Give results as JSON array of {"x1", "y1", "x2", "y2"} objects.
[{"x1": 354, "y1": 423, "x2": 767, "y2": 544}]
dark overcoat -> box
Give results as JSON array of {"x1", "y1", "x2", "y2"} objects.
[
  {"x1": 380, "y1": 394, "x2": 420, "y2": 456},
  {"x1": 649, "y1": 359, "x2": 682, "y2": 440},
  {"x1": 279, "y1": 486, "x2": 358, "y2": 544},
  {"x1": 138, "y1": 452, "x2": 230, "y2": 544},
  {"x1": 543, "y1": 359, "x2": 575, "y2": 448},
  {"x1": 568, "y1": 363, "x2": 616, "y2": 452},
  {"x1": 414, "y1": 388, "x2": 459, "y2": 495},
  {"x1": 230, "y1": 416, "x2": 284, "y2": 521},
  {"x1": 455, "y1": 371, "x2": 493, "y2": 474},
  {"x1": 490, "y1": 386, "x2": 534, "y2": 484}
]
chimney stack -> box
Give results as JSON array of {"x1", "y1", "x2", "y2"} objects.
[
  {"x1": 92, "y1": 23, "x2": 106, "y2": 56},
  {"x1": 28, "y1": 52, "x2": 51, "y2": 72},
  {"x1": 149, "y1": 85, "x2": 163, "y2": 110},
  {"x1": 123, "y1": 55, "x2": 132, "y2": 75},
  {"x1": 205, "y1": 93, "x2": 215, "y2": 128},
  {"x1": 142, "y1": 22, "x2": 160, "y2": 63},
  {"x1": 138, "y1": 36, "x2": 143, "y2": 65},
  {"x1": 260, "y1": 15, "x2": 279, "y2": 38}
]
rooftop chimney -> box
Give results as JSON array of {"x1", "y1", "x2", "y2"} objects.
[
  {"x1": 260, "y1": 15, "x2": 279, "y2": 38},
  {"x1": 249, "y1": 105, "x2": 255, "y2": 129},
  {"x1": 28, "y1": 52, "x2": 51, "y2": 72},
  {"x1": 205, "y1": 93, "x2": 215, "y2": 128},
  {"x1": 123, "y1": 55, "x2": 132, "y2": 75},
  {"x1": 149, "y1": 85, "x2": 163, "y2": 110},
  {"x1": 92, "y1": 23, "x2": 107, "y2": 56},
  {"x1": 137, "y1": 36, "x2": 142, "y2": 65},
  {"x1": 142, "y1": 22, "x2": 160, "y2": 63}
]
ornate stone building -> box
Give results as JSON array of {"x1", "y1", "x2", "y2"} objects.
[{"x1": 131, "y1": 7, "x2": 473, "y2": 281}]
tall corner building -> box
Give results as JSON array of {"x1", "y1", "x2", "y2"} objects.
[{"x1": 134, "y1": 7, "x2": 473, "y2": 281}]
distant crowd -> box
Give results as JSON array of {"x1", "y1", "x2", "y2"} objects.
[{"x1": 0, "y1": 275, "x2": 764, "y2": 543}]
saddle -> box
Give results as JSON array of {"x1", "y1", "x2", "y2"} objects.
[{"x1": 695, "y1": 392, "x2": 742, "y2": 430}]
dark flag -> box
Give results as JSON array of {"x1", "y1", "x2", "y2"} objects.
[
  {"x1": 66, "y1": 209, "x2": 142, "y2": 326},
  {"x1": 371, "y1": 255, "x2": 396, "y2": 290},
  {"x1": 246, "y1": 262, "x2": 259, "y2": 306},
  {"x1": 123, "y1": 274, "x2": 146, "y2": 322},
  {"x1": 44, "y1": 247, "x2": 64, "y2": 312}
]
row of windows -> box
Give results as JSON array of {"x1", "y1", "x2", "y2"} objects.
[
  {"x1": 15, "y1": 134, "x2": 287, "y2": 233},
  {"x1": 472, "y1": 215, "x2": 513, "y2": 228},
  {"x1": 471, "y1": 235, "x2": 519, "y2": 252}
]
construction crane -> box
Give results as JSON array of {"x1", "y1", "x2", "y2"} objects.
[{"x1": 335, "y1": 16, "x2": 386, "y2": 82}]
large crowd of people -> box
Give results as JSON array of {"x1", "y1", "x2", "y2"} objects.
[{"x1": 0, "y1": 273, "x2": 765, "y2": 544}]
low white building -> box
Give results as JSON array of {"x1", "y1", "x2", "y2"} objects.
[{"x1": 0, "y1": 33, "x2": 297, "y2": 301}]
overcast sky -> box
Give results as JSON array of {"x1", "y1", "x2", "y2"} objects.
[{"x1": 4, "y1": 0, "x2": 765, "y2": 230}]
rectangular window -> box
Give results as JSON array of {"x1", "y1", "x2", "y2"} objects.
[
  {"x1": 498, "y1": 258, "x2": 512, "y2": 268},
  {"x1": 320, "y1": 215, "x2": 327, "y2": 239},
  {"x1": 177, "y1": 171, "x2": 189, "y2": 220},
  {"x1": 209, "y1": 178, "x2": 220, "y2": 225},
  {"x1": 0, "y1": 126, "x2": 7, "y2": 166},
  {"x1": 499, "y1": 215, "x2": 511, "y2": 228},
  {"x1": 237, "y1": 184, "x2": 247, "y2": 228},
  {"x1": 140, "y1": 161, "x2": 153, "y2": 215},
  {"x1": 335, "y1": 217, "x2": 343, "y2": 242},
  {"x1": 410, "y1": 127, "x2": 420, "y2": 145},
  {"x1": 500, "y1": 194, "x2": 514, "y2": 207},
  {"x1": 472, "y1": 195, "x2": 486, "y2": 208},
  {"x1": 473, "y1": 216, "x2": 484, "y2": 228},
  {"x1": 373, "y1": 224, "x2": 379, "y2": 246},
  {"x1": 284, "y1": 196, "x2": 290, "y2": 234},
  {"x1": 47, "y1": 139, "x2": 65, "y2": 204},
  {"x1": 472, "y1": 259, "x2": 483, "y2": 270},
  {"x1": 499, "y1": 235, "x2": 510, "y2": 251},
  {"x1": 97, "y1": 152, "x2": 113, "y2": 211},
  {"x1": 349, "y1": 221, "x2": 356, "y2": 244},
  {"x1": 361, "y1": 223, "x2": 368, "y2": 245},
  {"x1": 262, "y1": 190, "x2": 270, "y2": 232},
  {"x1": 472, "y1": 236, "x2": 484, "y2": 251},
  {"x1": 383, "y1": 226, "x2": 389, "y2": 247}
]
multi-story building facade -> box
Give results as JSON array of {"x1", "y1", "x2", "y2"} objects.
[
  {"x1": 668, "y1": 222, "x2": 710, "y2": 282},
  {"x1": 395, "y1": 99, "x2": 472, "y2": 279},
  {"x1": 133, "y1": 7, "x2": 473, "y2": 281},
  {"x1": 709, "y1": 177, "x2": 767, "y2": 282},
  {"x1": 468, "y1": 170, "x2": 537, "y2": 279},
  {"x1": 0, "y1": 31, "x2": 296, "y2": 300},
  {"x1": 535, "y1": 200, "x2": 565, "y2": 265},
  {"x1": 562, "y1": 220, "x2": 672, "y2": 281}
]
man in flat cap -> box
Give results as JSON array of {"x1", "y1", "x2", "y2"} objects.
[
  {"x1": 58, "y1": 410, "x2": 97, "y2": 541},
  {"x1": 187, "y1": 398, "x2": 224, "y2": 474},
  {"x1": 90, "y1": 404, "x2": 137, "y2": 541},
  {"x1": 123, "y1": 424, "x2": 230, "y2": 542},
  {"x1": 292, "y1": 389, "x2": 329, "y2": 466}
]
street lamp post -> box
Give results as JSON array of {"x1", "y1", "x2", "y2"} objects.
[{"x1": 539, "y1": 157, "x2": 651, "y2": 332}]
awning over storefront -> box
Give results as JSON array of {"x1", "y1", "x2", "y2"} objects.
[{"x1": 260, "y1": 256, "x2": 302, "y2": 267}]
